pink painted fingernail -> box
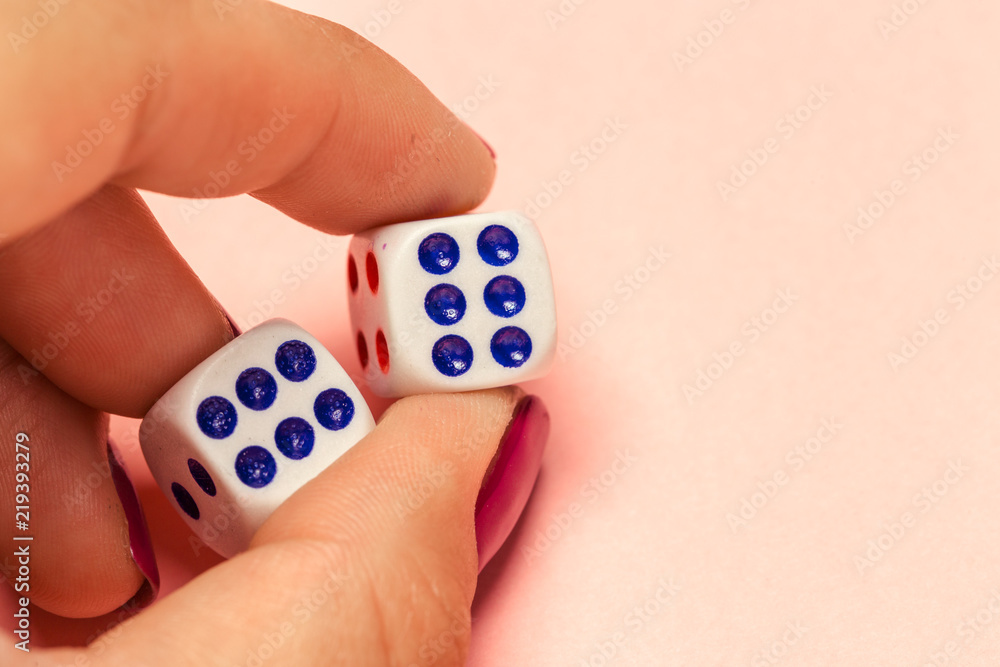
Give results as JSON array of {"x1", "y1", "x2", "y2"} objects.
[
  {"x1": 224, "y1": 312, "x2": 242, "y2": 337},
  {"x1": 209, "y1": 295, "x2": 241, "y2": 339},
  {"x1": 475, "y1": 396, "x2": 549, "y2": 571},
  {"x1": 471, "y1": 129, "x2": 496, "y2": 161},
  {"x1": 220, "y1": 305, "x2": 242, "y2": 338},
  {"x1": 108, "y1": 440, "x2": 160, "y2": 610}
]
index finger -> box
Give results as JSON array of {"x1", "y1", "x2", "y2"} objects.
[{"x1": 0, "y1": 0, "x2": 495, "y2": 240}]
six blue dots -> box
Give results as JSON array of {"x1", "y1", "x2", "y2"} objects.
[
  {"x1": 187, "y1": 340, "x2": 357, "y2": 494},
  {"x1": 187, "y1": 228, "x2": 536, "y2": 498},
  {"x1": 419, "y1": 226, "x2": 533, "y2": 377}
]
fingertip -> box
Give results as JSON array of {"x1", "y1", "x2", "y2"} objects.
[{"x1": 254, "y1": 388, "x2": 523, "y2": 552}]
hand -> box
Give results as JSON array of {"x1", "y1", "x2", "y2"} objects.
[{"x1": 0, "y1": 0, "x2": 548, "y2": 663}]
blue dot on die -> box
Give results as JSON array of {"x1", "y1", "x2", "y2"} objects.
[
  {"x1": 483, "y1": 275, "x2": 526, "y2": 318},
  {"x1": 491, "y1": 327, "x2": 532, "y2": 368},
  {"x1": 196, "y1": 396, "x2": 237, "y2": 439},
  {"x1": 187, "y1": 458, "x2": 217, "y2": 497},
  {"x1": 171, "y1": 482, "x2": 200, "y2": 520},
  {"x1": 236, "y1": 367, "x2": 277, "y2": 411},
  {"x1": 418, "y1": 233, "x2": 460, "y2": 274},
  {"x1": 275, "y1": 417, "x2": 315, "y2": 460},
  {"x1": 275, "y1": 340, "x2": 316, "y2": 382},
  {"x1": 235, "y1": 446, "x2": 277, "y2": 488},
  {"x1": 477, "y1": 225, "x2": 519, "y2": 266},
  {"x1": 314, "y1": 389, "x2": 355, "y2": 431},
  {"x1": 424, "y1": 284, "x2": 467, "y2": 326},
  {"x1": 432, "y1": 335, "x2": 473, "y2": 377}
]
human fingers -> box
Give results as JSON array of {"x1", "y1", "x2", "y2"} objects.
[
  {"x1": 0, "y1": 185, "x2": 235, "y2": 419},
  {"x1": 29, "y1": 390, "x2": 548, "y2": 666},
  {"x1": 0, "y1": 340, "x2": 155, "y2": 618},
  {"x1": 0, "y1": 0, "x2": 495, "y2": 242}
]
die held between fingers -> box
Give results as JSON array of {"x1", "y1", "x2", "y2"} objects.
[
  {"x1": 346, "y1": 210, "x2": 556, "y2": 397},
  {"x1": 139, "y1": 320, "x2": 375, "y2": 558}
]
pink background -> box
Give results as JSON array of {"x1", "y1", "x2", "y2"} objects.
[{"x1": 7, "y1": 0, "x2": 1000, "y2": 664}]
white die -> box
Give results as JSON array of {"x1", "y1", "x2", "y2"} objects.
[
  {"x1": 346, "y1": 210, "x2": 556, "y2": 397},
  {"x1": 139, "y1": 319, "x2": 374, "y2": 558}
]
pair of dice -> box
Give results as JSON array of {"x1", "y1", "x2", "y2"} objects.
[{"x1": 139, "y1": 211, "x2": 556, "y2": 557}]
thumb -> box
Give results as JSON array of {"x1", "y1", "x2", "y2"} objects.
[
  {"x1": 58, "y1": 389, "x2": 548, "y2": 667},
  {"x1": 252, "y1": 388, "x2": 550, "y2": 663}
]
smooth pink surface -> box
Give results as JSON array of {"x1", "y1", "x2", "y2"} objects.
[{"x1": 5, "y1": 1, "x2": 1000, "y2": 664}]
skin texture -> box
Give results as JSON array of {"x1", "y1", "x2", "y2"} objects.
[{"x1": 0, "y1": 0, "x2": 507, "y2": 664}]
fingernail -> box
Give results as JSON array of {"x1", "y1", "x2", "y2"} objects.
[
  {"x1": 210, "y1": 296, "x2": 241, "y2": 339},
  {"x1": 475, "y1": 395, "x2": 549, "y2": 571},
  {"x1": 471, "y1": 129, "x2": 496, "y2": 161},
  {"x1": 221, "y1": 306, "x2": 242, "y2": 338},
  {"x1": 107, "y1": 440, "x2": 160, "y2": 609}
]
